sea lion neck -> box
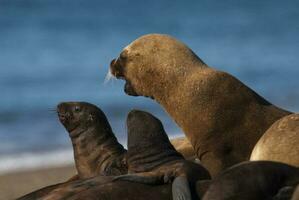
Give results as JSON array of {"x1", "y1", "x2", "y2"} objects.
[
  {"x1": 126, "y1": 110, "x2": 183, "y2": 173},
  {"x1": 71, "y1": 120, "x2": 126, "y2": 178}
]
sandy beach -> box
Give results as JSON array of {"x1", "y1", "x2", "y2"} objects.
[{"x1": 0, "y1": 165, "x2": 76, "y2": 200}]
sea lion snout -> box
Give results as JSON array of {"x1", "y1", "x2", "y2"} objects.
[
  {"x1": 57, "y1": 102, "x2": 71, "y2": 123},
  {"x1": 110, "y1": 58, "x2": 125, "y2": 79}
]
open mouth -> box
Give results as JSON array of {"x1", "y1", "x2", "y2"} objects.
[{"x1": 110, "y1": 58, "x2": 139, "y2": 96}]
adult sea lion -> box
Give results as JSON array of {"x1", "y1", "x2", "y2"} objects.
[
  {"x1": 57, "y1": 102, "x2": 127, "y2": 178},
  {"x1": 114, "y1": 110, "x2": 211, "y2": 200},
  {"x1": 202, "y1": 161, "x2": 299, "y2": 200},
  {"x1": 250, "y1": 113, "x2": 299, "y2": 167},
  {"x1": 109, "y1": 33, "x2": 291, "y2": 176}
]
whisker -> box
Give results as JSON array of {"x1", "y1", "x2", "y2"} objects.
[
  {"x1": 48, "y1": 108, "x2": 57, "y2": 113},
  {"x1": 104, "y1": 69, "x2": 115, "y2": 85}
]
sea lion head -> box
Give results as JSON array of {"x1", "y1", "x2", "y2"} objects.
[
  {"x1": 57, "y1": 102, "x2": 112, "y2": 137},
  {"x1": 110, "y1": 34, "x2": 206, "y2": 99},
  {"x1": 126, "y1": 109, "x2": 183, "y2": 172},
  {"x1": 126, "y1": 109, "x2": 170, "y2": 148}
]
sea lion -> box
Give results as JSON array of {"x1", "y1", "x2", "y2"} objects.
[
  {"x1": 57, "y1": 102, "x2": 127, "y2": 179},
  {"x1": 19, "y1": 110, "x2": 210, "y2": 200},
  {"x1": 18, "y1": 175, "x2": 173, "y2": 200},
  {"x1": 114, "y1": 110, "x2": 211, "y2": 200},
  {"x1": 202, "y1": 161, "x2": 299, "y2": 200},
  {"x1": 250, "y1": 113, "x2": 299, "y2": 167},
  {"x1": 109, "y1": 33, "x2": 291, "y2": 176}
]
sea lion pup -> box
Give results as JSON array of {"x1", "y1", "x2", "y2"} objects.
[
  {"x1": 57, "y1": 102, "x2": 127, "y2": 179},
  {"x1": 109, "y1": 33, "x2": 291, "y2": 176},
  {"x1": 201, "y1": 161, "x2": 299, "y2": 200},
  {"x1": 250, "y1": 113, "x2": 299, "y2": 167},
  {"x1": 114, "y1": 110, "x2": 211, "y2": 200}
]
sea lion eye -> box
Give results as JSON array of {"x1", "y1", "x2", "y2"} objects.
[{"x1": 74, "y1": 106, "x2": 81, "y2": 112}]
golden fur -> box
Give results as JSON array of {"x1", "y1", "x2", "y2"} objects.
[
  {"x1": 110, "y1": 34, "x2": 290, "y2": 176},
  {"x1": 250, "y1": 114, "x2": 299, "y2": 167}
]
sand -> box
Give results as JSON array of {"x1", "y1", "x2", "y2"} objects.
[{"x1": 0, "y1": 165, "x2": 76, "y2": 200}]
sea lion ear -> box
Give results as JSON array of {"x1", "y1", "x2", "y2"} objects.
[{"x1": 88, "y1": 114, "x2": 94, "y2": 122}]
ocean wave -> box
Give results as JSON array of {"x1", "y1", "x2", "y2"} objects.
[
  {"x1": 0, "y1": 149, "x2": 74, "y2": 175},
  {"x1": 0, "y1": 132, "x2": 184, "y2": 175}
]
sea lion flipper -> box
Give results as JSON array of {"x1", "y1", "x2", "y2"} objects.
[
  {"x1": 113, "y1": 172, "x2": 161, "y2": 185},
  {"x1": 172, "y1": 176, "x2": 192, "y2": 200}
]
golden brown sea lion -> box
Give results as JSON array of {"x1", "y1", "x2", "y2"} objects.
[
  {"x1": 109, "y1": 33, "x2": 291, "y2": 176},
  {"x1": 57, "y1": 102, "x2": 127, "y2": 179},
  {"x1": 250, "y1": 113, "x2": 299, "y2": 167}
]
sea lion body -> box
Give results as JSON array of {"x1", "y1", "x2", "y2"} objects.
[
  {"x1": 202, "y1": 161, "x2": 299, "y2": 200},
  {"x1": 57, "y1": 102, "x2": 127, "y2": 178},
  {"x1": 110, "y1": 34, "x2": 290, "y2": 176},
  {"x1": 250, "y1": 113, "x2": 299, "y2": 167},
  {"x1": 18, "y1": 176, "x2": 173, "y2": 200},
  {"x1": 115, "y1": 110, "x2": 211, "y2": 200}
]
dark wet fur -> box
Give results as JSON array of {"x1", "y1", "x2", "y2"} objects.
[{"x1": 203, "y1": 161, "x2": 299, "y2": 200}]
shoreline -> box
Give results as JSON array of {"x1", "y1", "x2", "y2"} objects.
[{"x1": 0, "y1": 164, "x2": 76, "y2": 200}]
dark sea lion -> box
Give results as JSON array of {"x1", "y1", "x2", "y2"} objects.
[
  {"x1": 57, "y1": 102, "x2": 127, "y2": 178},
  {"x1": 114, "y1": 110, "x2": 211, "y2": 200},
  {"x1": 109, "y1": 33, "x2": 291, "y2": 176},
  {"x1": 19, "y1": 110, "x2": 209, "y2": 200},
  {"x1": 250, "y1": 113, "x2": 299, "y2": 167},
  {"x1": 202, "y1": 161, "x2": 299, "y2": 200},
  {"x1": 17, "y1": 102, "x2": 128, "y2": 199},
  {"x1": 18, "y1": 175, "x2": 173, "y2": 200}
]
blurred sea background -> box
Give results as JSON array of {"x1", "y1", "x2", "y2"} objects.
[{"x1": 0, "y1": 0, "x2": 298, "y2": 174}]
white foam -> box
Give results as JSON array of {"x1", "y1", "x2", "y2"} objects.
[
  {"x1": 0, "y1": 149, "x2": 74, "y2": 175},
  {"x1": 0, "y1": 133, "x2": 184, "y2": 175}
]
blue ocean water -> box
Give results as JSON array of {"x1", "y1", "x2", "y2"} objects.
[{"x1": 0, "y1": 0, "x2": 298, "y2": 173}]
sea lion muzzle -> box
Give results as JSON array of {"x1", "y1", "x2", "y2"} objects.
[
  {"x1": 110, "y1": 58, "x2": 125, "y2": 79},
  {"x1": 110, "y1": 57, "x2": 139, "y2": 96}
]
